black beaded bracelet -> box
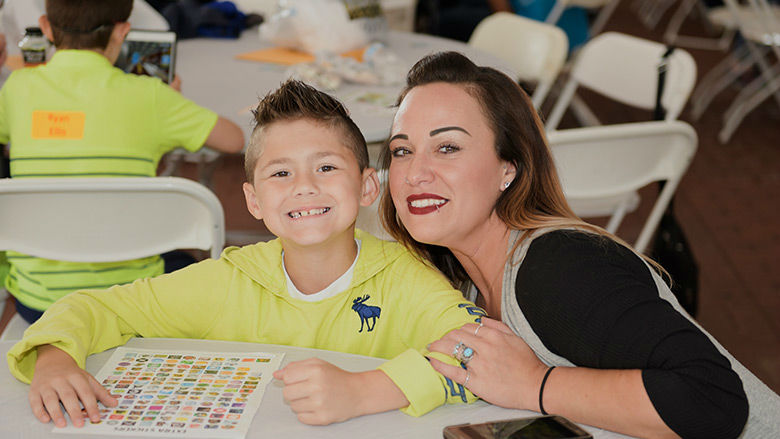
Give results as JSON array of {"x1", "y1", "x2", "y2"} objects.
[{"x1": 539, "y1": 366, "x2": 556, "y2": 415}]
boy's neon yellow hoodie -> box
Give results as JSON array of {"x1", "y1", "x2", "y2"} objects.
[{"x1": 7, "y1": 230, "x2": 483, "y2": 416}]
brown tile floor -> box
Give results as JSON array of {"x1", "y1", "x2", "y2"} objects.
[{"x1": 2, "y1": 1, "x2": 777, "y2": 395}]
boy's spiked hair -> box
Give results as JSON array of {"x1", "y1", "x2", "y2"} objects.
[
  {"x1": 245, "y1": 80, "x2": 369, "y2": 183},
  {"x1": 46, "y1": 0, "x2": 132, "y2": 50}
]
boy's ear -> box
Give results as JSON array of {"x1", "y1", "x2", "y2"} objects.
[
  {"x1": 112, "y1": 22, "x2": 132, "y2": 44},
  {"x1": 359, "y1": 168, "x2": 380, "y2": 207},
  {"x1": 242, "y1": 182, "x2": 264, "y2": 220},
  {"x1": 39, "y1": 16, "x2": 55, "y2": 42}
]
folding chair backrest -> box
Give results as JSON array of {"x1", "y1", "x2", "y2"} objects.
[
  {"x1": 546, "y1": 32, "x2": 697, "y2": 130},
  {"x1": 0, "y1": 177, "x2": 225, "y2": 262},
  {"x1": 469, "y1": 12, "x2": 568, "y2": 108},
  {"x1": 548, "y1": 121, "x2": 698, "y2": 253}
]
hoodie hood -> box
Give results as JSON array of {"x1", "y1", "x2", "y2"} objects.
[{"x1": 220, "y1": 229, "x2": 409, "y2": 298}]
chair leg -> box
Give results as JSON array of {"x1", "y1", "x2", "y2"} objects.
[
  {"x1": 605, "y1": 199, "x2": 631, "y2": 234},
  {"x1": 589, "y1": 0, "x2": 622, "y2": 36},
  {"x1": 546, "y1": 78, "x2": 579, "y2": 131},
  {"x1": 159, "y1": 151, "x2": 184, "y2": 177},
  {"x1": 664, "y1": 0, "x2": 735, "y2": 51},
  {"x1": 634, "y1": 0, "x2": 678, "y2": 29},
  {"x1": 545, "y1": 0, "x2": 568, "y2": 25},
  {"x1": 635, "y1": 182, "x2": 679, "y2": 254},
  {"x1": 196, "y1": 154, "x2": 222, "y2": 191},
  {"x1": 570, "y1": 94, "x2": 601, "y2": 127},
  {"x1": 719, "y1": 70, "x2": 780, "y2": 143},
  {"x1": 744, "y1": 39, "x2": 780, "y2": 108},
  {"x1": 691, "y1": 44, "x2": 755, "y2": 120}
]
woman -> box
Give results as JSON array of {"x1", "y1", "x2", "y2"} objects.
[{"x1": 380, "y1": 52, "x2": 778, "y2": 438}]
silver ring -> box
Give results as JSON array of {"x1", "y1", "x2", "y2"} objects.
[
  {"x1": 453, "y1": 341, "x2": 476, "y2": 365},
  {"x1": 474, "y1": 322, "x2": 483, "y2": 337},
  {"x1": 463, "y1": 369, "x2": 470, "y2": 386},
  {"x1": 452, "y1": 341, "x2": 463, "y2": 357}
]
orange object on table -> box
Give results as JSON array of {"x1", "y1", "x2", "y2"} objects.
[{"x1": 235, "y1": 47, "x2": 365, "y2": 65}]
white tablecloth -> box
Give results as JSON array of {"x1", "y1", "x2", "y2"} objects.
[{"x1": 0, "y1": 338, "x2": 635, "y2": 439}]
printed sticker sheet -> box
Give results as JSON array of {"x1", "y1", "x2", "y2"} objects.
[{"x1": 55, "y1": 347, "x2": 283, "y2": 438}]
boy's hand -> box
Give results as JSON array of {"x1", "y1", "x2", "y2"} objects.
[
  {"x1": 169, "y1": 75, "x2": 182, "y2": 92},
  {"x1": 273, "y1": 358, "x2": 367, "y2": 425},
  {"x1": 29, "y1": 345, "x2": 117, "y2": 428}
]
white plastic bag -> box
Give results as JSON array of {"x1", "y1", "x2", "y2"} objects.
[{"x1": 259, "y1": 0, "x2": 368, "y2": 54}]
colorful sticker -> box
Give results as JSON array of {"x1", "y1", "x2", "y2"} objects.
[{"x1": 54, "y1": 347, "x2": 283, "y2": 438}]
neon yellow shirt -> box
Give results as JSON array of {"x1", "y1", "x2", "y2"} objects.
[
  {"x1": 0, "y1": 50, "x2": 219, "y2": 311},
  {"x1": 7, "y1": 230, "x2": 484, "y2": 416}
]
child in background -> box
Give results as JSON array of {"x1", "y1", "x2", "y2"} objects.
[
  {"x1": 0, "y1": 0, "x2": 245, "y2": 323},
  {"x1": 7, "y1": 79, "x2": 483, "y2": 428}
]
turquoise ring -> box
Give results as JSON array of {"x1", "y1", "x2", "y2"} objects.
[{"x1": 453, "y1": 341, "x2": 476, "y2": 365}]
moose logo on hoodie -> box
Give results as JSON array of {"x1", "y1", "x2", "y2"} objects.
[{"x1": 351, "y1": 294, "x2": 381, "y2": 332}]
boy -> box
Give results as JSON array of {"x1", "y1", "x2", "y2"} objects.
[
  {"x1": 7, "y1": 80, "x2": 483, "y2": 427},
  {"x1": 0, "y1": 0, "x2": 245, "y2": 322}
]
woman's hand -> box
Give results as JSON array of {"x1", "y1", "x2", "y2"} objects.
[
  {"x1": 29, "y1": 345, "x2": 117, "y2": 428},
  {"x1": 427, "y1": 317, "x2": 548, "y2": 411}
]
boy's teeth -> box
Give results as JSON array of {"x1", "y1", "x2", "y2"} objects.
[
  {"x1": 410, "y1": 199, "x2": 447, "y2": 208},
  {"x1": 289, "y1": 207, "x2": 329, "y2": 218}
]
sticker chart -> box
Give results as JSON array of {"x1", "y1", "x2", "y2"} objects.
[{"x1": 55, "y1": 347, "x2": 283, "y2": 438}]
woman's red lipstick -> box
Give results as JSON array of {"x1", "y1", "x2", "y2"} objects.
[{"x1": 407, "y1": 193, "x2": 448, "y2": 215}]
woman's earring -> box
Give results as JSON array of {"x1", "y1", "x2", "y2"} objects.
[{"x1": 503, "y1": 181, "x2": 511, "y2": 189}]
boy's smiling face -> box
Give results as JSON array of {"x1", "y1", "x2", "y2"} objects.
[{"x1": 243, "y1": 118, "x2": 378, "y2": 249}]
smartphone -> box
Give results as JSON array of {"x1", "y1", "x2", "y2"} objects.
[
  {"x1": 443, "y1": 415, "x2": 593, "y2": 439},
  {"x1": 115, "y1": 30, "x2": 177, "y2": 84}
]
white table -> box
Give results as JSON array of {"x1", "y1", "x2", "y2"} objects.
[
  {"x1": 0, "y1": 338, "x2": 633, "y2": 439},
  {"x1": 176, "y1": 30, "x2": 517, "y2": 145}
]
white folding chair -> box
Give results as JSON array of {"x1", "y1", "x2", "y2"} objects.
[
  {"x1": 545, "y1": 32, "x2": 698, "y2": 131},
  {"x1": 468, "y1": 12, "x2": 568, "y2": 108},
  {"x1": 548, "y1": 120, "x2": 698, "y2": 254},
  {"x1": 631, "y1": 0, "x2": 679, "y2": 30},
  {"x1": 690, "y1": 0, "x2": 780, "y2": 132},
  {"x1": 663, "y1": 0, "x2": 736, "y2": 51},
  {"x1": 716, "y1": 0, "x2": 780, "y2": 143},
  {"x1": 0, "y1": 177, "x2": 225, "y2": 340}
]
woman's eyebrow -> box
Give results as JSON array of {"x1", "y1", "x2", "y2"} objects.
[
  {"x1": 430, "y1": 126, "x2": 470, "y2": 136},
  {"x1": 389, "y1": 134, "x2": 408, "y2": 142}
]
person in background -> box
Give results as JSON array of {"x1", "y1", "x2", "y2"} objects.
[
  {"x1": 0, "y1": 0, "x2": 244, "y2": 324},
  {"x1": 426, "y1": 0, "x2": 588, "y2": 50},
  {"x1": 380, "y1": 51, "x2": 780, "y2": 438},
  {"x1": 7, "y1": 79, "x2": 482, "y2": 428}
]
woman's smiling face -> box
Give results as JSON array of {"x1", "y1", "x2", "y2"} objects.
[{"x1": 388, "y1": 82, "x2": 513, "y2": 248}]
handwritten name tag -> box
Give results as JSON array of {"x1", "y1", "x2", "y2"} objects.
[{"x1": 31, "y1": 111, "x2": 86, "y2": 139}]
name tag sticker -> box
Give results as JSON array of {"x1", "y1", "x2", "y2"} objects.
[{"x1": 31, "y1": 111, "x2": 86, "y2": 139}]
